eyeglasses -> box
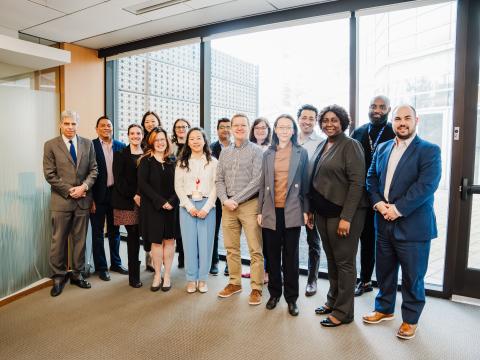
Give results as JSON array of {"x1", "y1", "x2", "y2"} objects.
[
  {"x1": 175, "y1": 125, "x2": 189, "y2": 130},
  {"x1": 154, "y1": 138, "x2": 167, "y2": 143},
  {"x1": 254, "y1": 126, "x2": 268, "y2": 131},
  {"x1": 218, "y1": 126, "x2": 231, "y2": 130},
  {"x1": 232, "y1": 124, "x2": 248, "y2": 129}
]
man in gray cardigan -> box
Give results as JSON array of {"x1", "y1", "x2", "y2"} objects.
[{"x1": 43, "y1": 110, "x2": 98, "y2": 297}]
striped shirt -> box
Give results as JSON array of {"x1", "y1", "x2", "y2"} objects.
[{"x1": 216, "y1": 140, "x2": 263, "y2": 205}]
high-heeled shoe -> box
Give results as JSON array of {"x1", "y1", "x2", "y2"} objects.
[
  {"x1": 161, "y1": 278, "x2": 171, "y2": 292},
  {"x1": 150, "y1": 277, "x2": 162, "y2": 292}
]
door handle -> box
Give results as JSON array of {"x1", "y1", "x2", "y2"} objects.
[{"x1": 461, "y1": 177, "x2": 480, "y2": 200}]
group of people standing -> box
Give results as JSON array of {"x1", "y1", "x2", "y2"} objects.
[{"x1": 43, "y1": 94, "x2": 441, "y2": 341}]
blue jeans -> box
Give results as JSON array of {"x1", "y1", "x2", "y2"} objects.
[{"x1": 179, "y1": 198, "x2": 216, "y2": 282}]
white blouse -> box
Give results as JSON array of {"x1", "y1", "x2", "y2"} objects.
[{"x1": 175, "y1": 155, "x2": 218, "y2": 213}]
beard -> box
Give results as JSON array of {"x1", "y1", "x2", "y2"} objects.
[
  {"x1": 395, "y1": 127, "x2": 415, "y2": 140},
  {"x1": 368, "y1": 112, "x2": 388, "y2": 125}
]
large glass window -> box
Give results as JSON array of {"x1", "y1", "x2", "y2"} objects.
[
  {"x1": 358, "y1": 1, "x2": 457, "y2": 287},
  {"x1": 209, "y1": 17, "x2": 350, "y2": 267},
  {"x1": 112, "y1": 43, "x2": 200, "y2": 143}
]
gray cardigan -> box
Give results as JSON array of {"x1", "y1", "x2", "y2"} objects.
[
  {"x1": 258, "y1": 143, "x2": 309, "y2": 230},
  {"x1": 309, "y1": 132, "x2": 368, "y2": 222}
]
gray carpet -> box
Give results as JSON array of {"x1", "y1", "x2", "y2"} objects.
[{"x1": 1, "y1": 253, "x2": 479, "y2": 360}]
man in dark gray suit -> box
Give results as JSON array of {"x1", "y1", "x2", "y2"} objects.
[{"x1": 43, "y1": 110, "x2": 98, "y2": 297}]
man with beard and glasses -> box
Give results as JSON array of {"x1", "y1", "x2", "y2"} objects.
[
  {"x1": 362, "y1": 105, "x2": 441, "y2": 340},
  {"x1": 351, "y1": 95, "x2": 395, "y2": 297}
]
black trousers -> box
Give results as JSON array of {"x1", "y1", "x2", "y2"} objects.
[
  {"x1": 211, "y1": 198, "x2": 222, "y2": 265},
  {"x1": 125, "y1": 224, "x2": 140, "y2": 282},
  {"x1": 306, "y1": 222, "x2": 321, "y2": 283},
  {"x1": 359, "y1": 208, "x2": 375, "y2": 283},
  {"x1": 263, "y1": 208, "x2": 300, "y2": 303}
]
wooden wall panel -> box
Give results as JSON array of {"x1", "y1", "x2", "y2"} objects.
[{"x1": 60, "y1": 43, "x2": 104, "y2": 139}]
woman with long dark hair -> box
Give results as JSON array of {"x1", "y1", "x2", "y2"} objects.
[
  {"x1": 175, "y1": 127, "x2": 218, "y2": 293},
  {"x1": 112, "y1": 124, "x2": 144, "y2": 288},
  {"x1": 138, "y1": 127, "x2": 178, "y2": 292},
  {"x1": 258, "y1": 114, "x2": 309, "y2": 316},
  {"x1": 140, "y1": 111, "x2": 162, "y2": 272}
]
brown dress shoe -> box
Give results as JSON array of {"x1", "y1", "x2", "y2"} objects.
[
  {"x1": 248, "y1": 289, "x2": 262, "y2": 305},
  {"x1": 362, "y1": 311, "x2": 395, "y2": 324},
  {"x1": 217, "y1": 284, "x2": 242, "y2": 298},
  {"x1": 397, "y1": 322, "x2": 417, "y2": 340}
]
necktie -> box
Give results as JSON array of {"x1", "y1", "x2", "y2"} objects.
[{"x1": 69, "y1": 140, "x2": 77, "y2": 166}]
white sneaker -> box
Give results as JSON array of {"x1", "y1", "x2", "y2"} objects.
[
  {"x1": 186, "y1": 281, "x2": 197, "y2": 293},
  {"x1": 198, "y1": 281, "x2": 208, "y2": 293}
]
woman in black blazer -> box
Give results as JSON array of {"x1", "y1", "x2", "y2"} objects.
[
  {"x1": 112, "y1": 124, "x2": 144, "y2": 288},
  {"x1": 138, "y1": 127, "x2": 178, "y2": 292},
  {"x1": 309, "y1": 105, "x2": 368, "y2": 327}
]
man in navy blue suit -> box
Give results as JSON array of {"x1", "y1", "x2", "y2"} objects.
[
  {"x1": 90, "y1": 116, "x2": 127, "y2": 281},
  {"x1": 362, "y1": 105, "x2": 441, "y2": 340}
]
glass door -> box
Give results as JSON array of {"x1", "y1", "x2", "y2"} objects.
[{"x1": 452, "y1": 3, "x2": 480, "y2": 299}]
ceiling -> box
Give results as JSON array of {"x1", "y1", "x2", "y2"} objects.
[{"x1": 0, "y1": 0, "x2": 336, "y2": 50}]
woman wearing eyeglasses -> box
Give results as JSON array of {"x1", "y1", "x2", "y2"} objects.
[
  {"x1": 258, "y1": 114, "x2": 309, "y2": 317},
  {"x1": 171, "y1": 118, "x2": 191, "y2": 269},
  {"x1": 138, "y1": 127, "x2": 178, "y2": 292},
  {"x1": 249, "y1": 117, "x2": 271, "y2": 151},
  {"x1": 245, "y1": 117, "x2": 272, "y2": 282}
]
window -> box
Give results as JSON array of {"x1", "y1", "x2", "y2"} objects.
[
  {"x1": 112, "y1": 43, "x2": 200, "y2": 143},
  {"x1": 358, "y1": 1, "x2": 457, "y2": 287},
  {"x1": 208, "y1": 17, "x2": 350, "y2": 267}
]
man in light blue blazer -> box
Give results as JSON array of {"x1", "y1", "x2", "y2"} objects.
[{"x1": 363, "y1": 105, "x2": 441, "y2": 340}]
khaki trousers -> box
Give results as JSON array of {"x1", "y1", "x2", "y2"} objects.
[{"x1": 222, "y1": 198, "x2": 264, "y2": 291}]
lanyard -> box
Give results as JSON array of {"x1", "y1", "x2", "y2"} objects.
[{"x1": 368, "y1": 124, "x2": 386, "y2": 153}]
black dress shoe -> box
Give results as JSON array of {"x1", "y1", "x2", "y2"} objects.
[
  {"x1": 129, "y1": 281, "x2": 143, "y2": 288},
  {"x1": 70, "y1": 278, "x2": 91, "y2": 289},
  {"x1": 287, "y1": 302, "x2": 299, "y2": 316},
  {"x1": 161, "y1": 281, "x2": 172, "y2": 292},
  {"x1": 209, "y1": 263, "x2": 219, "y2": 276},
  {"x1": 98, "y1": 271, "x2": 111, "y2": 281},
  {"x1": 354, "y1": 281, "x2": 373, "y2": 297},
  {"x1": 266, "y1": 296, "x2": 280, "y2": 310},
  {"x1": 315, "y1": 305, "x2": 333, "y2": 315},
  {"x1": 50, "y1": 280, "x2": 65, "y2": 297},
  {"x1": 320, "y1": 317, "x2": 342, "y2": 327},
  {"x1": 150, "y1": 284, "x2": 161, "y2": 292},
  {"x1": 110, "y1": 265, "x2": 128, "y2": 275},
  {"x1": 224, "y1": 264, "x2": 229, "y2": 276},
  {"x1": 305, "y1": 282, "x2": 317, "y2": 297}
]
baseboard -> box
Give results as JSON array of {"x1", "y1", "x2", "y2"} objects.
[
  {"x1": 0, "y1": 278, "x2": 53, "y2": 308},
  {"x1": 452, "y1": 295, "x2": 480, "y2": 307}
]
